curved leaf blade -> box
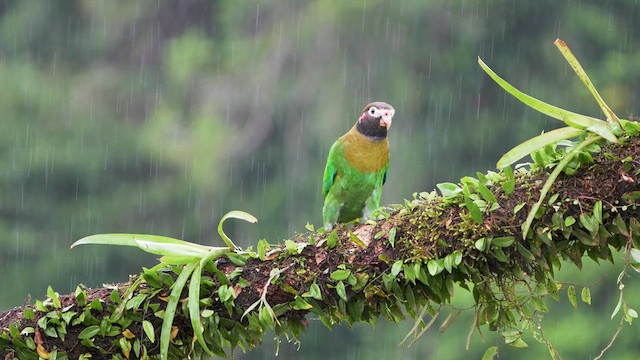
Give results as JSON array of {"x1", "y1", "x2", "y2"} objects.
[
  {"x1": 478, "y1": 57, "x2": 617, "y2": 143},
  {"x1": 496, "y1": 127, "x2": 585, "y2": 169},
  {"x1": 189, "y1": 262, "x2": 213, "y2": 355},
  {"x1": 72, "y1": 234, "x2": 210, "y2": 251},
  {"x1": 217, "y1": 210, "x2": 258, "y2": 250},
  {"x1": 554, "y1": 39, "x2": 622, "y2": 129},
  {"x1": 133, "y1": 239, "x2": 210, "y2": 257},
  {"x1": 160, "y1": 262, "x2": 197, "y2": 360}
]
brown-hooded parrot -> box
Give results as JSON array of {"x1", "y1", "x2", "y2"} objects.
[{"x1": 322, "y1": 101, "x2": 395, "y2": 229}]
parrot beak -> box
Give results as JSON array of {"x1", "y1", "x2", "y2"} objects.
[{"x1": 380, "y1": 109, "x2": 394, "y2": 129}]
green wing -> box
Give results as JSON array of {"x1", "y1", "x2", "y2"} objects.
[
  {"x1": 322, "y1": 141, "x2": 340, "y2": 198},
  {"x1": 365, "y1": 161, "x2": 389, "y2": 214}
]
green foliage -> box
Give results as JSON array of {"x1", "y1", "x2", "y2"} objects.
[
  {"x1": 71, "y1": 210, "x2": 258, "y2": 359},
  {"x1": 2, "y1": 1, "x2": 640, "y2": 360},
  {"x1": 480, "y1": 40, "x2": 626, "y2": 240}
]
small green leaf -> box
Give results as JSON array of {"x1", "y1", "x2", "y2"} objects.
[
  {"x1": 24, "y1": 308, "x2": 35, "y2": 320},
  {"x1": 491, "y1": 236, "x2": 515, "y2": 248},
  {"x1": 492, "y1": 248, "x2": 509, "y2": 263},
  {"x1": 530, "y1": 297, "x2": 548, "y2": 312},
  {"x1": 593, "y1": 200, "x2": 603, "y2": 224},
  {"x1": 443, "y1": 255, "x2": 453, "y2": 273},
  {"x1": 481, "y1": 346, "x2": 498, "y2": 360},
  {"x1": 226, "y1": 252, "x2": 248, "y2": 266},
  {"x1": 477, "y1": 182, "x2": 497, "y2": 204},
  {"x1": 513, "y1": 203, "x2": 525, "y2": 214},
  {"x1": 614, "y1": 214, "x2": 629, "y2": 237},
  {"x1": 581, "y1": 287, "x2": 591, "y2": 305},
  {"x1": 502, "y1": 179, "x2": 515, "y2": 195},
  {"x1": 517, "y1": 243, "x2": 535, "y2": 262},
  {"x1": 330, "y1": 269, "x2": 352, "y2": 281},
  {"x1": 285, "y1": 240, "x2": 307, "y2": 254},
  {"x1": 388, "y1": 227, "x2": 397, "y2": 248},
  {"x1": 78, "y1": 325, "x2": 100, "y2": 340},
  {"x1": 565, "y1": 216, "x2": 576, "y2": 227},
  {"x1": 142, "y1": 321, "x2": 155, "y2": 343},
  {"x1": 326, "y1": 231, "x2": 338, "y2": 249},
  {"x1": 509, "y1": 338, "x2": 529, "y2": 348},
  {"x1": 292, "y1": 296, "x2": 313, "y2": 310},
  {"x1": 437, "y1": 182, "x2": 462, "y2": 198},
  {"x1": 391, "y1": 260, "x2": 403, "y2": 277},
  {"x1": 475, "y1": 238, "x2": 487, "y2": 252},
  {"x1": 336, "y1": 281, "x2": 347, "y2": 301},
  {"x1": 567, "y1": 285, "x2": 577, "y2": 309},
  {"x1": 611, "y1": 293, "x2": 623, "y2": 319},
  {"x1": 302, "y1": 282, "x2": 322, "y2": 300},
  {"x1": 257, "y1": 239, "x2": 269, "y2": 261},
  {"x1": 427, "y1": 259, "x2": 440, "y2": 276},
  {"x1": 579, "y1": 213, "x2": 598, "y2": 233},
  {"x1": 463, "y1": 186, "x2": 483, "y2": 224},
  {"x1": 47, "y1": 286, "x2": 61, "y2": 309},
  {"x1": 404, "y1": 263, "x2": 417, "y2": 284},
  {"x1": 109, "y1": 289, "x2": 121, "y2": 304},
  {"x1": 89, "y1": 298, "x2": 103, "y2": 311},
  {"x1": 452, "y1": 251, "x2": 463, "y2": 266},
  {"x1": 259, "y1": 305, "x2": 275, "y2": 329}
]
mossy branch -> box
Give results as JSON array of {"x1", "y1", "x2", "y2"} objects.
[{"x1": 2, "y1": 133, "x2": 640, "y2": 359}]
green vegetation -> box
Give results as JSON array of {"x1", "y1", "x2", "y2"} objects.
[
  {"x1": 3, "y1": 42, "x2": 640, "y2": 358},
  {"x1": 2, "y1": 1, "x2": 640, "y2": 359}
]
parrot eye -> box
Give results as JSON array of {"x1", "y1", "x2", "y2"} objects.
[{"x1": 368, "y1": 107, "x2": 378, "y2": 116}]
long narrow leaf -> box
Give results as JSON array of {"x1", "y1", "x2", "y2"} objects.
[
  {"x1": 478, "y1": 57, "x2": 617, "y2": 143},
  {"x1": 133, "y1": 239, "x2": 210, "y2": 257},
  {"x1": 497, "y1": 127, "x2": 585, "y2": 168},
  {"x1": 521, "y1": 134, "x2": 601, "y2": 238},
  {"x1": 160, "y1": 262, "x2": 197, "y2": 360},
  {"x1": 554, "y1": 39, "x2": 622, "y2": 129},
  {"x1": 160, "y1": 255, "x2": 205, "y2": 265},
  {"x1": 72, "y1": 233, "x2": 211, "y2": 252},
  {"x1": 160, "y1": 247, "x2": 229, "y2": 266},
  {"x1": 189, "y1": 262, "x2": 213, "y2": 355}
]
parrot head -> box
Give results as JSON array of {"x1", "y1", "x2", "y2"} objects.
[{"x1": 356, "y1": 102, "x2": 395, "y2": 140}]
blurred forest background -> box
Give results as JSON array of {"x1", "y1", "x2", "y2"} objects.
[{"x1": 1, "y1": 0, "x2": 640, "y2": 358}]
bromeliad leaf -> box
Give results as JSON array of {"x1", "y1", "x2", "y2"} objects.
[
  {"x1": 554, "y1": 39, "x2": 622, "y2": 130},
  {"x1": 134, "y1": 239, "x2": 212, "y2": 257},
  {"x1": 71, "y1": 234, "x2": 212, "y2": 257},
  {"x1": 478, "y1": 57, "x2": 617, "y2": 143},
  {"x1": 73, "y1": 233, "x2": 207, "y2": 250},
  {"x1": 218, "y1": 210, "x2": 258, "y2": 250},
  {"x1": 496, "y1": 127, "x2": 585, "y2": 169},
  {"x1": 160, "y1": 262, "x2": 197, "y2": 360}
]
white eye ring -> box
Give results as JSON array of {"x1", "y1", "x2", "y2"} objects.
[{"x1": 369, "y1": 107, "x2": 378, "y2": 116}]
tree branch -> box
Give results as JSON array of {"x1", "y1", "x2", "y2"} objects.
[{"x1": 2, "y1": 135, "x2": 640, "y2": 359}]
